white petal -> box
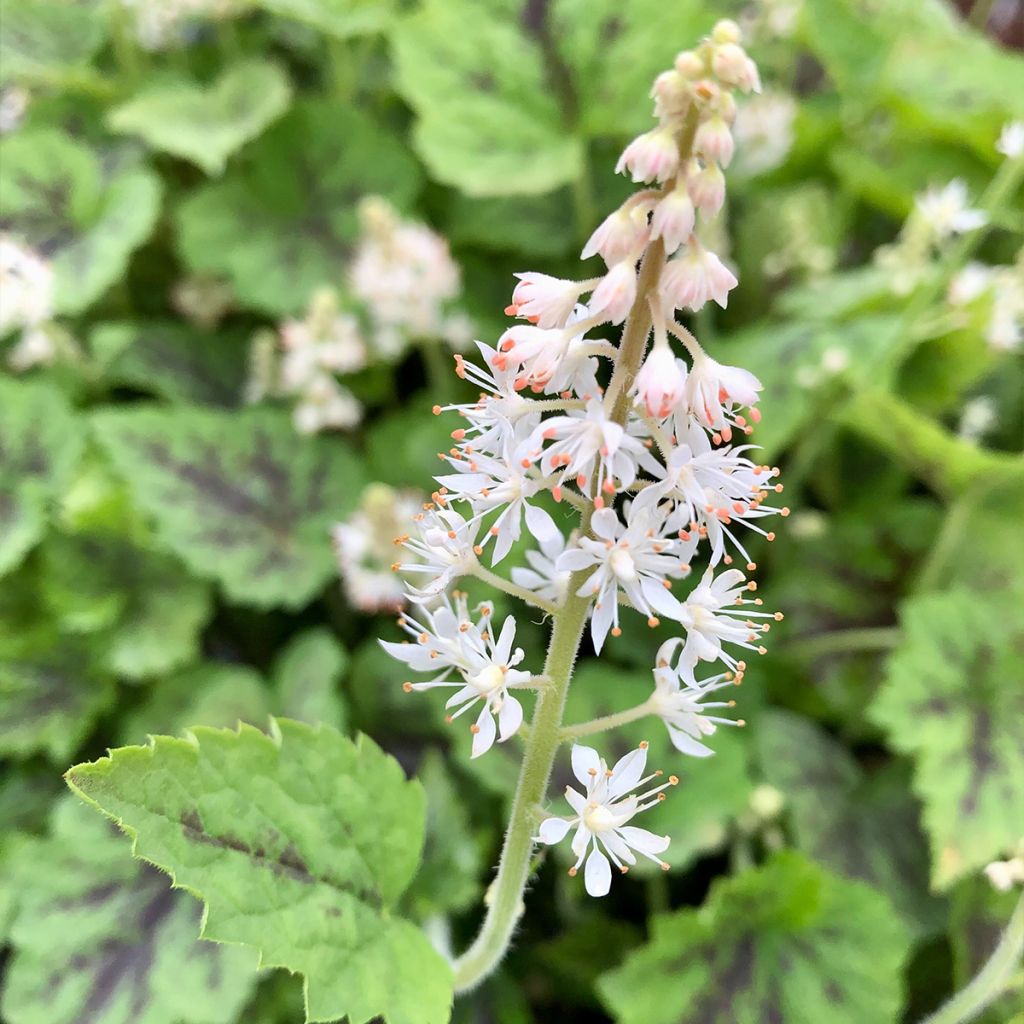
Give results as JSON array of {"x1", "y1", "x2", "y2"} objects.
[
  {"x1": 591, "y1": 507, "x2": 621, "y2": 540},
  {"x1": 497, "y1": 693, "x2": 524, "y2": 740},
  {"x1": 524, "y1": 502, "x2": 559, "y2": 543},
  {"x1": 617, "y1": 825, "x2": 670, "y2": 856},
  {"x1": 444, "y1": 684, "x2": 478, "y2": 709},
  {"x1": 564, "y1": 786, "x2": 587, "y2": 814},
  {"x1": 600, "y1": 829, "x2": 637, "y2": 866},
  {"x1": 668, "y1": 726, "x2": 715, "y2": 757},
  {"x1": 589, "y1": 590, "x2": 616, "y2": 654},
  {"x1": 557, "y1": 547, "x2": 596, "y2": 572},
  {"x1": 471, "y1": 705, "x2": 497, "y2": 759},
  {"x1": 641, "y1": 576, "x2": 685, "y2": 618},
  {"x1": 608, "y1": 746, "x2": 648, "y2": 798},
  {"x1": 584, "y1": 848, "x2": 612, "y2": 897},
  {"x1": 571, "y1": 744, "x2": 601, "y2": 786},
  {"x1": 571, "y1": 824, "x2": 592, "y2": 861},
  {"x1": 536, "y1": 817, "x2": 572, "y2": 845},
  {"x1": 494, "y1": 615, "x2": 517, "y2": 664}
]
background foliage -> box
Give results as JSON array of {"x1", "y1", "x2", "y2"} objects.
[{"x1": 1, "y1": 1, "x2": 1022, "y2": 1022}]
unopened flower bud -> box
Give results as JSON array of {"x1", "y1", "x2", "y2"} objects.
[
  {"x1": 581, "y1": 203, "x2": 651, "y2": 265},
  {"x1": 509, "y1": 272, "x2": 584, "y2": 329},
  {"x1": 674, "y1": 49, "x2": 705, "y2": 79},
  {"x1": 615, "y1": 125, "x2": 681, "y2": 184},
  {"x1": 634, "y1": 344, "x2": 687, "y2": 418},
  {"x1": 651, "y1": 70, "x2": 690, "y2": 121},
  {"x1": 660, "y1": 243, "x2": 738, "y2": 312},
  {"x1": 650, "y1": 186, "x2": 696, "y2": 255},
  {"x1": 712, "y1": 19, "x2": 742, "y2": 45},
  {"x1": 712, "y1": 42, "x2": 761, "y2": 94},
  {"x1": 589, "y1": 260, "x2": 638, "y2": 325},
  {"x1": 694, "y1": 116, "x2": 735, "y2": 167},
  {"x1": 688, "y1": 162, "x2": 726, "y2": 219}
]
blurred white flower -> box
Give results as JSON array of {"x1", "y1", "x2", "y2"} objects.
[
  {"x1": 732, "y1": 92, "x2": 796, "y2": 176},
  {"x1": 0, "y1": 86, "x2": 28, "y2": 134},
  {"x1": 0, "y1": 235, "x2": 53, "y2": 336},
  {"x1": 957, "y1": 397, "x2": 997, "y2": 443},
  {"x1": 996, "y1": 121, "x2": 1024, "y2": 160},
  {"x1": 915, "y1": 180, "x2": 986, "y2": 242}
]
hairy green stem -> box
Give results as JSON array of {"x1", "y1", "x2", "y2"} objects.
[
  {"x1": 919, "y1": 889, "x2": 1024, "y2": 1024},
  {"x1": 469, "y1": 563, "x2": 559, "y2": 616},
  {"x1": 452, "y1": 200, "x2": 669, "y2": 991}
]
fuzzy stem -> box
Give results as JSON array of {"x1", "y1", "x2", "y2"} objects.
[
  {"x1": 560, "y1": 698, "x2": 655, "y2": 740},
  {"x1": 919, "y1": 889, "x2": 1024, "y2": 1024},
  {"x1": 469, "y1": 563, "x2": 559, "y2": 616},
  {"x1": 452, "y1": 211, "x2": 670, "y2": 993}
]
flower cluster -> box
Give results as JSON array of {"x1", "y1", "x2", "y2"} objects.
[
  {"x1": 380, "y1": 22, "x2": 784, "y2": 896},
  {"x1": 245, "y1": 197, "x2": 472, "y2": 433},
  {"x1": 947, "y1": 254, "x2": 1024, "y2": 354}
]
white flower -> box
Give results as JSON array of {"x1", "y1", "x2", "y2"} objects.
[
  {"x1": 660, "y1": 242, "x2": 737, "y2": 312},
  {"x1": 333, "y1": 484, "x2": 426, "y2": 613},
  {"x1": 687, "y1": 162, "x2": 726, "y2": 219},
  {"x1": 582, "y1": 201, "x2": 653, "y2": 265},
  {"x1": 557, "y1": 503, "x2": 693, "y2": 652},
  {"x1": 915, "y1": 180, "x2": 987, "y2": 242},
  {"x1": 393, "y1": 505, "x2": 480, "y2": 597},
  {"x1": 694, "y1": 116, "x2": 735, "y2": 167},
  {"x1": 649, "y1": 187, "x2": 696, "y2": 255},
  {"x1": 987, "y1": 269, "x2": 1023, "y2": 352},
  {"x1": 673, "y1": 567, "x2": 778, "y2": 674},
  {"x1": 683, "y1": 350, "x2": 762, "y2": 438},
  {"x1": 507, "y1": 272, "x2": 586, "y2": 329},
  {"x1": 0, "y1": 235, "x2": 53, "y2": 335},
  {"x1": 434, "y1": 438, "x2": 560, "y2": 565},
  {"x1": 0, "y1": 86, "x2": 29, "y2": 134},
  {"x1": 947, "y1": 262, "x2": 994, "y2": 306},
  {"x1": 536, "y1": 398, "x2": 657, "y2": 504},
  {"x1": 615, "y1": 126, "x2": 681, "y2": 184},
  {"x1": 535, "y1": 743, "x2": 676, "y2": 896},
  {"x1": 6, "y1": 325, "x2": 57, "y2": 372},
  {"x1": 957, "y1": 397, "x2": 997, "y2": 443},
  {"x1": 649, "y1": 637, "x2": 741, "y2": 756},
  {"x1": 511, "y1": 528, "x2": 572, "y2": 606},
  {"x1": 292, "y1": 374, "x2": 361, "y2": 434},
  {"x1": 996, "y1": 121, "x2": 1024, "y2": 160},
  {"x1": 633, "y1": 345, "x2": 687, "y2": 419},
  {"x1": 589, "y1": 260, "x2": 637, "y2": 325},
  {"x1": 382, "y1": 597, "x2": 533, "y2": 757},
  {"x1": 492, "y1": 323, "x2": 576, "y2": 393}
]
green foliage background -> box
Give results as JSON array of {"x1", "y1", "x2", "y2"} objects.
[{"x1": 1, "y1": 1, "x2": 1022, "y2": 1022}]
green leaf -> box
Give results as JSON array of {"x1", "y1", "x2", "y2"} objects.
[
  {"x1": 108, "y1": 62, "x2": 292, "y2": 175},
  {"x1": 756, "y1": 709, "x2": 943, "y2": 934},
  {"x1": 66, "y1": 721, "x2": 453, "y2": 1024},
  {"x1": 40, "y1": 532, "x2": 213, "y2": 680},
  {"x1": 718, "y1": 313, "x2": 902, "y2": 458},
  {"x1": 175, "y1": 101, "x2": 421, "y2": 315},
  {"x1": 871, "y1": 590, "x2": 1024, "y2": 889},
  {"x1": 598, "y1": 851, "x2": 909, "y2": 1024},
  {"x1": 1, "y1": 797, "x2": 258, "y2": 1024},
  {"x1": 0, "y1": 129, "x2": 161, "y2": 315},
  {"x1": 119, "y1": 663, "x2": 273, "y2": 745},
  {"x1": 272, "y1": 628, "x2": 348, "y2": 731},
  {"x1": 91, "y1": 404, "x2": 365, "y2": 609},
  {"x1": 0, "y1": 633, "x2": 116, "y2": 763},
  {"x1": 551, "y1": 0, "x2": 705, "y2": 137},
  {"x1": 446, "y1": 191, "x2": 576, "y2": 257},
  {"x1": 255, "y1": 0, "x2": 395, "y2": 37},
  {"x1": 391, "y1": 0, "x2": 584, "y2": 196},
  {"x1": 0, "y1": 0, "x2": 106, "y2": 84},
  {"x1": 0, "y1": 377, "x2": 84, "y2": 576},
  {"x1": 91, "y1": 321, "x2": 249, "y2": 408},
  {"x1": 365, "y1": 400, "x2": 457, "y2": 488}
]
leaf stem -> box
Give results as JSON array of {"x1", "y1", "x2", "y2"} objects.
[{"x1": 918, "y1": 889, "x2": 1024, "y2": 1024}]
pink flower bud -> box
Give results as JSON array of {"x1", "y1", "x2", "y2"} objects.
[
  {"x1": 660, "y1": 243, "x2": 737, "y2": 312},
  {"x1": 589, "y1": 260, "x2": 638, "y2": 326},
  {"x1": 508, "y1": 272, "x2": 584, "y2": 329},
  {"x1": 712, "y1": 43, "x2": 761, "y2": 94},
  {"x1": 694, "y1": 116, "x2": 734, "y2": 167},
  {"x1": 615, "y1": 126, "x2": 681, "y2": 184},
  {"x1": 650, "y1": 187, "x2": 696, "y2": 255},
  {"x1": 651, "y1": 70, "x2": 690, "y2": 121},
  {"x1": 687, "y1": 163, "x2": 726, "y2": 219},
  {"x1": 711, "y1": 19, "x2": 742, "y2": 45},
  {"x1": 685, "y1": 352, "x2": 762, "y2": 433},
  {"x1": 674, "y1": 50, "x2": 705, "y2": 79},
  {"x1": 634, "y1": 344, "x2": 687, "y2": 418},
  {"x1": 581, "y1": 203, "x2": 650, "y2": 265}
]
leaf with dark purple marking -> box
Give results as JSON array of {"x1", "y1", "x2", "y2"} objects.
[
  {"x1": 871, "y1": 589, "x2": 1024, "y2": 889},
  {"x1": 598, "y1": 851, "x2": 909, "y2": 1024},
  {"x1": 0, "y1": 797, "x2": 258, "y2": 1024},
  {"x1": 0, "y1": 377, "x2": 83, "y2": 577},
  {"x1": 65, "y1": 720, "x2": 452, "y2": 1024},
  {"x1": 756, "y1": 708, "x2": 944, "y2": 934},
  {"x1": 91, "y1": 405, "x2": 364, "y2": 609}
]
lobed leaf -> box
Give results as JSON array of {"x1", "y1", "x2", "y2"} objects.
[{"x1": 66, "y1": 720, "x2": 453, "y2": 1024}]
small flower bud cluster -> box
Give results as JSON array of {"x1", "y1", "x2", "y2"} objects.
[
  {"x1": 378, "y1": 24, "x2": 785, "y2": 896},
  {"x1": 984, "y1": 840, "x2": 1024, "y2": 892},
  {"x1": 947, "y1": 252, "x2": 1024, "y2": 353},
  {"x1": 350, "y1": 197, "x2": 470, "y2": 358},
  {"x1": 332, "y1": 484, "x2": 427, "y2": 613}
]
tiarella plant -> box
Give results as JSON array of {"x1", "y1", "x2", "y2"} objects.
[{"x1": 378, "y1": 19, "x2": 788, "y2": 985}]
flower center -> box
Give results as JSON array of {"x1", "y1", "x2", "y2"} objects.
[
  {"x1": 609, "y1": 546, "x2": 637, "y2": 583},
  {"x1": 583, "y1": 803, "x2": 617, "y2": 832},
  {"x1": 472, "y1": 664, "x2": 506, "y2": 695}
]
